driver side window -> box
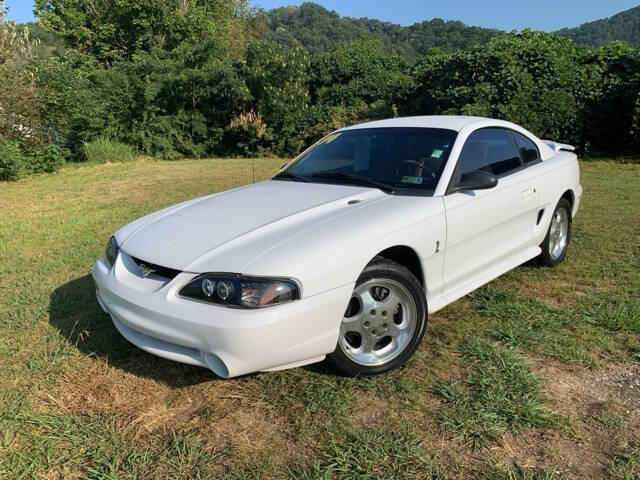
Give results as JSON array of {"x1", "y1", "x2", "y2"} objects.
[{"x1": 455, "y1": 128, "x2": 523, "y2": 182}]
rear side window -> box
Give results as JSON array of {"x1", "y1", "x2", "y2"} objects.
[
  {"x1": 513, "y1": 131, "x2": 540, "y2": 164},
  {"x1": 456, "y1": 128, "x2": 523, "y2": 178}
]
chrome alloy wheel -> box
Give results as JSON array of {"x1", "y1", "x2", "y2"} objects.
[
  {"x1": 549, "y1": 208, "x2": 569, "y2": 260},
  {"x1": 339, "y1": 278, "x2": 418, "y2": 366}
]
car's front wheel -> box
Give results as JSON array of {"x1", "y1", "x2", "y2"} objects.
[{"x1": 327, "y1": 258, "x2": 427, "y2": 376}]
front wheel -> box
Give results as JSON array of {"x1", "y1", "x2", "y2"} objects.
[
  {"x1": 537, "y1": 198, "x2": 572, "y2": 267},
  {"x1": 326, "y1": 258, "x2": 427, "y2": 376}
]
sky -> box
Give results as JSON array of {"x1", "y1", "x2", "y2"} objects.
[{"x1": 5, "y1": 0, "x2": 640, "y2": 31}]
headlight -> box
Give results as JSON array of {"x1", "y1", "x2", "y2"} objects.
[
  {"x1": 104, "y1": 236, "x2": 119, "y2": 268},
  {"x1": 179, "y1": 274, "x2": 299, "y2": 308}
]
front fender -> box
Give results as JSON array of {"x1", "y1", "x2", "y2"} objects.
[{"x1": 241, "y1": 196, "x2": 447, "y2": 300}]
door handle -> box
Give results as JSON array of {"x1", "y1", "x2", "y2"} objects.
[{"x1": 521, "y1": 188, "x2": 534, "y2": 199}]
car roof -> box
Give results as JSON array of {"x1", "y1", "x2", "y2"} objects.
[{"x1": 340, "y1": 115, "x2": 503, "y2": 133}]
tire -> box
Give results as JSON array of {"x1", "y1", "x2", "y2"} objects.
[
  {"x1": 537, "y1": 198, "x2": 572, "y2": 267},
  {"x1": 326, "y1": 257, "x2": 427, "y2": 377}
]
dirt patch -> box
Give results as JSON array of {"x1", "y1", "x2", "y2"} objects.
[
  {"x1": 198, "y1": 404, "x2": 293, "y2": 461},
  {"x1": 496, "y1": 428, "x2": 613, "y2": 479},
  {"x1": 348, "y1": 392, "x2": 391, "y2": 426},
  {"x1": 540, "y1": 361, "x2": 640, "y2": 415},
  {"x1": 492, "y1": 360, "x2": 640, "y2": 479},
  {"x1": 595, "y1": 365, "x2": 640, "y2": 409}
]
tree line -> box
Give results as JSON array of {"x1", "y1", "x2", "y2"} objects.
[
  {"x1": 558, "y1": 5, "x2": 640, "y2": 48},
  {"x1": 1, "y1": 0, "x2": 639, "y2": 181},
  {"x1": 263, "y1": 3, "x2": 640, "y2": 57},
  {"x1": 262, "y1": 2, "x2": 501, "y2": 60}
]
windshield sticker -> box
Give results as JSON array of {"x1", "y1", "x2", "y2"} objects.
[
  {"x1": 431, "y1": 149, "x2": 444, "y2": 158},
  {"x1": 401, "y1": 176, "x2": 423, "y2": 185},
  {"x1": 322, "y1": 133, "x2": 341, "y2": 144}
]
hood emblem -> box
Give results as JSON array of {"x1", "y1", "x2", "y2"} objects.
[{"x1": 139, "y1": 263, "x2": 157, "y2": 278}]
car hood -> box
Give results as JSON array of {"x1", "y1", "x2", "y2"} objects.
[{"x1": 118, "y1": 180, "x2": 388, "y2": 272}]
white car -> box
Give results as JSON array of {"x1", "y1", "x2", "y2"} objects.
[{"x1": 93, "y1": 116, "x2": 582, "y2": 378}]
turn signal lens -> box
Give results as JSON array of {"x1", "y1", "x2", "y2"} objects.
[
  {"x1": 240, "y1": 279, "x2": 298, "y2": 307},
  {"x1": 180, "y1": 274, "x2": 299, "y2": 308}
]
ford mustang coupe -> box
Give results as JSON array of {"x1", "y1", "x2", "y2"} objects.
[{"x1": 93, "y1": 116, "x2": 582, "y2": 378}]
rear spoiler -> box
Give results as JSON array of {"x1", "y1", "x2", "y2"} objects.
[{"x1": 543, "y1": 140, "x2": 576, "y2": 153}]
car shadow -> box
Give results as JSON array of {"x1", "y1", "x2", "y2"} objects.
[{"x1": 49, "y1": 274, "x2": 214, "y2": 387}]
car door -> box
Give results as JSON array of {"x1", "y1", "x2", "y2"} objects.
[{"x1": 442, "y1": 127, "x2": 540, "y2": 293}]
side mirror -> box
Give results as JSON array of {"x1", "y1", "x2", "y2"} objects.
[{"x1": 451, "y1": 170, "x2": 498, "y2": 193}]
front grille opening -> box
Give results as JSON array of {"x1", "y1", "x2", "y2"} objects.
[{"x1": 131, "y1": 257, "x2": 181, "y2": 280}]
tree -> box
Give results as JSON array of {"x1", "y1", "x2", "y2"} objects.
[
  {"x1": 236, "y1": 41, "x2": 310, "y2": 155},
  {"x1": 0, "y1": 15, "x2": 44, "y2": 148},
  {"x1": 66, "y1": 39, "x2": 250, "y2": 158},
  {"x1": 583, "y1": 42, "x2": 640, "y2": 150},
  {"x1": 34, "y1": 0, "x2": 252, "y2": 63},
  {"x1": 410, "y1": 31, "x2": 600, "y2": 146},
  {"x1": 311, "y1": 41, "x2": 414, "y2": 115}
]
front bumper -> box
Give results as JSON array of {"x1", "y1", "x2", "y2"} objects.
[{"x1": 92, "y1": 253, "x2": 353, "y2": 378}]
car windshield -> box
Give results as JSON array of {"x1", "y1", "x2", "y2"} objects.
[{"x1": 275, "y1": 127, "x2": 457, "y2": 195}]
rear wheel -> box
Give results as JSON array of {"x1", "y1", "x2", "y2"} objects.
[
  {"x1": 538, "y1": 198, "x2": 572, "y2": 267},
  {"x1": 327, "y1": 258, "x2": 427, "y2": 376}
]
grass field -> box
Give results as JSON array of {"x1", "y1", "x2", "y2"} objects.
[{"x1": 0, "y1": 158, "x2": 639, "y2": 479}]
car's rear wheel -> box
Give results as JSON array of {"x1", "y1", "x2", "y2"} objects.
[
  {"x1": 327, "y1": 258, "x2": 427, "y2": 376},
  {"x1": 538, "y1": 198, "x2": 572, "y2": 267}
]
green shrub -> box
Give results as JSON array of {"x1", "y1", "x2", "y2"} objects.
[
  {"x1": 34, "y1": 52, "x2": 98, "y2": 156},
  {"x1": 27, "y1": 144, "x2": 67, "y2": 174},
  {"x1": 583, "y1": 42, "x2": 640, "y2": 152},
  {"x1": 0, "y1": 142, "x2": 25, "y2": 181},
  {"x1": 311, "y1": 41, "x2": 414, "y2": 109},
  {"x1": 410, "y1": 30, "x2": 598, "y2": 147},
  {"x1": 83, "y1": 139, "x2": 137, "y2": 164},
  {"x1": 74, "y1": 39, "x2": 250, "y2": 159}
]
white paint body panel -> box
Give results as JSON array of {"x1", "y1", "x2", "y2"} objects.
[{"x1": 93, "y1": 116, "x2": 582, "y2": 377}]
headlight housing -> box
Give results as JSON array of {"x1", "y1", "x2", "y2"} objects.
[
  {"x1": 179, "y1": 274, "x2": 300, "y2": 308},
  {"x1": 104, "y1": 236, "x2": 119, "y2": 268}
]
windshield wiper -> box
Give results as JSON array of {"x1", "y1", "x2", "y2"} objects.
[
  {"x1": 272, "y1": 171, "x2": 311, "y2": 183},
  {"x1": 311, "y1": 172, "x2": 396, "y2": 194}
]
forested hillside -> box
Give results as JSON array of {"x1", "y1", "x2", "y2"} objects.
[
  {"x1": 263, "y1": 2, "x2": 640, "y2": 55},
  {"x1": 558, "y1": 5, "x2": 640, "y2": 47},
  {"x1": 1, "y1": 0, "x2": 639, "y2": 182},
  {"x1": 261, "y1": 2, "x2": 500, "y2": 59}
]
